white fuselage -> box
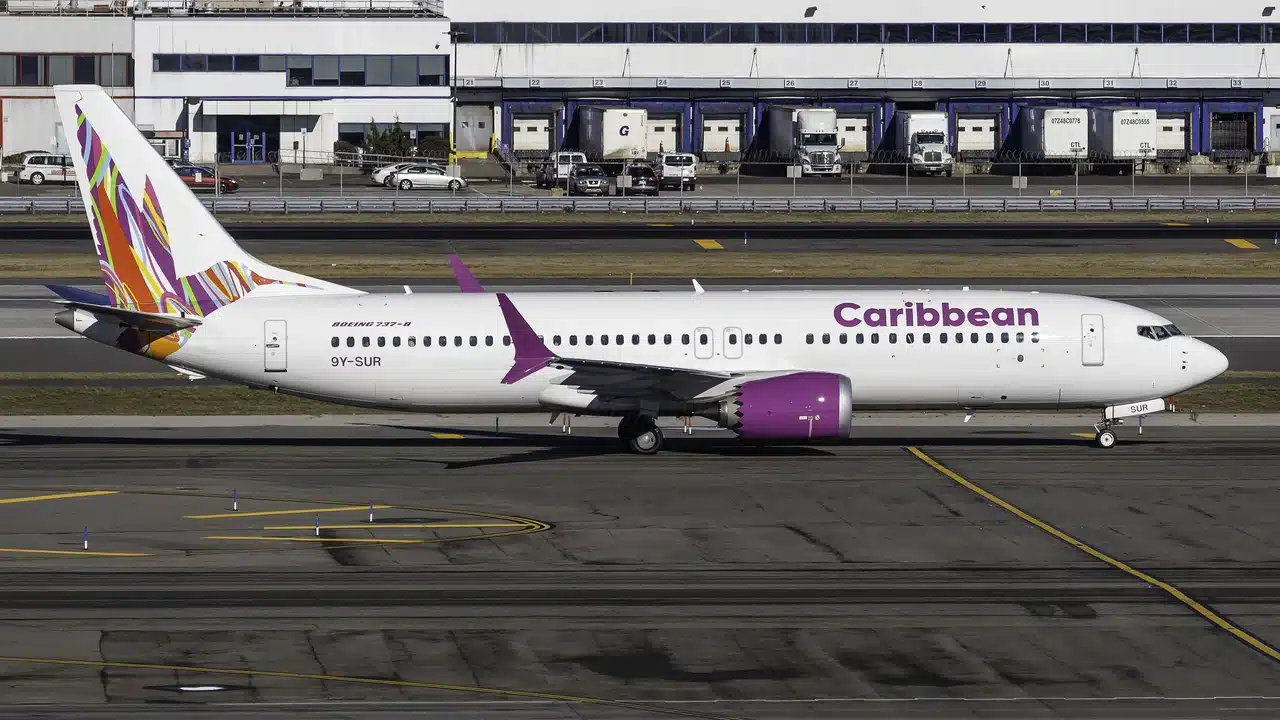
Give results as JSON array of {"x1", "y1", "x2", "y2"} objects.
[{"x1": 139, "y1": 289, "x2": 1225, "y2": 415}]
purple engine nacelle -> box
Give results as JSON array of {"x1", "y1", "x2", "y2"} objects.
[{"x1": 717, "y1": 372, "x2": 854, "y2": 440}]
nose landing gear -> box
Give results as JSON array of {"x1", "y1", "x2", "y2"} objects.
[{"x1": 618, "y1": 414, "x2": 663, "y2": 455}]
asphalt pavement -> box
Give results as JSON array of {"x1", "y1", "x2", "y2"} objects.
[{"x1": 0, "y1": 421, "x2": 1278, "y2": 718}]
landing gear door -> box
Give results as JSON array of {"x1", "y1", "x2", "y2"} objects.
[
  {"x1": 723, "y1": 327, "x2": 743, "y2": 359},
  {"x1": 264, "y1": 319, "x2": 287, "y2": 372},
  {"x1": 1081, "y1": 314, "x2": 1104, "y2": 366},
  {"x1": 694, "y1": 327, "x2": 714, "y2": 359}
]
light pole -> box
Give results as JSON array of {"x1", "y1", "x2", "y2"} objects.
[{"x1": 445, "y1": 28, "x2": 468, "y2": 165}]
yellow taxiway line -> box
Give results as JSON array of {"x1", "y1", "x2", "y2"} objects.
[
  {"x1": 262, "y1": 523, "x2": 530, "y2": 530},
  {"x1": 202, "y1": 536, "x2": 424, "y2": 544},
  {"x1": 186, "y1": 505, "x2": 392, "y2": 520},
  {"x1": 1225, "y1": 238, "x2": 1260, "y2": 250},
  {"x1": 907, "y1": 446, "x2": 1280, "y2": 664},
  {"x1": 0, "y1": 548, "x2": 149, "y2": 557},
  {"x1": 430, "y1": 432, "x2": 465, "y2": 439},
  {"x1": 0, "y1": 490, "x2": 117, "y2": 505},
  {"x1": 694, "y1": 239, "x2": 724, "y2": 250}
]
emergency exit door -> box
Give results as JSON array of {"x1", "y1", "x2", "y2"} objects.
[
  {"x1": 694, "y1": 326, "x2": 714, "y2": 359},
  {"x1": 723, "y1": 327, "x2": 743, "y2": 359},
  {"x1": 264, "y1": 320, "x2": 287, "y2": 372},
  {"x1": 1081, "y1": 314, "x2": 1104, "y2": 366}
]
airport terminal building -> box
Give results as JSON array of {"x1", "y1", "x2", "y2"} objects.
[{"x1": 1, "y1": 0, "x2": 1279, "y2": 165}]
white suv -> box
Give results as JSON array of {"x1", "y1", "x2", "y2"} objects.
[
  {"x1": 657, "y1": 152, "x2": 697, "y2": 191},
  {"x1": 11, "y1": 153, "x2": 76, "y2": 185}
]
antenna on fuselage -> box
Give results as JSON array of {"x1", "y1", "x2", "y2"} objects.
[{"x1": 692, "y1": 279, "x2": 705, "y2": 294}]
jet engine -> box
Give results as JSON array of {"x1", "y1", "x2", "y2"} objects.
[{"x1": 713, "y1": 372, "x2": 854, "y2": 440}]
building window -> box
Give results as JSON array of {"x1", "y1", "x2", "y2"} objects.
[
  {"x1": 18, "y1": 55, "x2": 42, "y2": 86},
  {"x1": 418, "y1": 55, "x2": 447, "y2": 86},
  {"x1": 73, "y1": 55, "x2": 97, "y2": 83},
  {"x1": 313, "y1": 56, "x2": 340, "y2": 86},
  {"x1": 366, "y1": 56, "x2": 391, "y2": 85},
  {"x1": 47, "y1": 55, "x2": 72, "y2": 85},
  {"x1": 207, "y1": 54, "x2": 234, "y2": 72},
  {"x1": 182, "y1": 54, "x2": 207, "y2": 71},
  {"x1": 340, "y1": 55, "x2": 365, "y2": 86},
  {"x1": 234, "y1": 54, "x2": 261, "y2": 71},
  {"x1": 391, "y1": 56, "x2": 417, "y2": 86},
  {"x1": 0, "y1": 55, "x2": 14, "y2": 86},
  {"x1": 287, "y1": 55, "x2": 312, "y2": 86}
]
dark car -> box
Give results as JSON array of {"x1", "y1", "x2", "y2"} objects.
[
  {"x1": 567, "y1": 164, "x2": 609, "y2": 196},
  {"x1": 175, "y1": 165, "x2": 239, "y2": 194},
  {"x1": 616, "y1": 164, "x2": 659, "y2": 196}
]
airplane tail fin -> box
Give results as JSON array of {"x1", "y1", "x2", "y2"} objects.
[{"x1": 53, "y1": 85, "x2": 358, "y2": 318}]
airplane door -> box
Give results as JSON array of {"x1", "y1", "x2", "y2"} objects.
[
  {"x1": 264, "y1": 319, "x2": 287, "y2": 372},
  {"x1": 1081, "y1": 314, "x2": 1104, "y2": 366},
  {"x1": 694, "y1": 326, "x2": 714, "y2": 359},
  {"x1": 723, "y1": 327, "x2": 743, "y2": 359}
]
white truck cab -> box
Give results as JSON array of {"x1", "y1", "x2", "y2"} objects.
[
  {"x1": 535, "y1": 151, "x2": 588, "y2": 188},
  {"x1": 657, "y1": 153, "x2": 697, "y2": 190}
]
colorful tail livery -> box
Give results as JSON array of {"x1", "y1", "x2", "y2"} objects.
[{"x1": 52, "y1": 85, "x2": 357, "y2": 322}]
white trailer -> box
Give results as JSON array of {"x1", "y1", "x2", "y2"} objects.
[
  {"x1": 575, "y1": 107, "x2": 648, "y2": 162},
  {"x1": 892, "y1": 110, "x2": 954, "y2": 176},
  {"x1": 1089, "y1": 108, "x2": 1158, "y2": 160},
  {"x1": 1020, "y1": 107, "x2": 1088, "y2": 160}
]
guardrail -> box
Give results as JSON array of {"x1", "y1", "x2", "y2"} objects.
[{"x1": 4, "y1": 196, "x2": 1280, "y2": 215}]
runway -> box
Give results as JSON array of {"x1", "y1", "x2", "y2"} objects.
[
  {"x1": 0, "y1": 421, "x2": 1278, "y2": 718},
  {"x1": 5, "y1": 220, "x2": 1280, "y2": 256},
  {"x1": 2, "y1": 282, "x2": 1279, "y2": 373}
]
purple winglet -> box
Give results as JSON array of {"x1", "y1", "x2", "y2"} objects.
[
  {"x1": 449, "y1": 254, "x2": 485, "y2": 293},
  {"x1": 496, "y1": 293, "x2": 556, "y2": 384}
]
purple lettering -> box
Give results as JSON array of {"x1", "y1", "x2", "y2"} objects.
[
  {"x1": 1017, "y1": 307, "x2": 1040, "y2": 326},
  {"x1": 968, "y1": 308, "x2": 990, "y2": 327},
  {"x1": 834, "y1": 302, "x2": 861, "y2": 327},
  {"x1": 917, "y1": 303, "x2": 940, "y2": 327},
  {"x1": 992, "y1": 308, "x2": 1014, "y2": 326},
  {"x1": 943, "y1": 303, "x2": 965, "y2": 327},
  {"x1": 865, "y1": 308, "x2": 887, "y2": 327},
  {"x1": 890, "y1": 308, "x2": 905, "y2": 326}
]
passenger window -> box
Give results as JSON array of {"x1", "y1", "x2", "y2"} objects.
[
  {"x1": 467, "y1": 336, "x2": 476, "y2": 347},
  {"x1": 454, "y1": 336, "x2": 462, "y2": 347},
  {"x1": 601, "y1": 335, "x2": 609, "y2": 346},
  {"x1": 744, "y1": 334, "x2": 753, "y2": 345},
  {"x1": 632, "y1": 334, "x2": 640, "y2": 345},
  {"x1": 728, "y1": 333, "x2": 738, "y2": 345},
  {"x1": 553, "y1": 335, "x2": 562, "y2": 346},
  {"x1": 331, "y1": 337, "x2": 339, "y2": 347},
  {"x1": 986, "y1": 333, "x2": 994, "y2": 343},
  {"x1": 871, "y1": 333, "x2": 879, "y2": 344},
  {"x1": 585, "y1": 335, "x2": 594, "y2": 346},
  {"x1": 362, "y1": 337, "x2": 370, "y2": 347},
  {"x1": 856, "y1": 333, "x2": 864, "y2": 344},
  {"x1": 377, "y1": 337, "x2": 386, "y2": 347},
  {"x1": 955, "y1": 333, "x2": 963, "y2": 344},
  {"x1": 939, "y1": 332, "x2": 948, "y2": 344},
  {"x1": 822, "y1": 333, "x2": 830, "y2": 344},
  {"x1": 889, "y1": 333, "x2": 897, "y2": 344},
  {"x1": 423, "y1": 336, "x2": 431, "y2": 347},
  {"x1": 503, "y1": 335, "x2": 511, "y2": 346},
  {"x1": 682, "y1": 334, "x2": 690, "y2": 345},
  {"x1": 1031, "y1": 332, "x2": 1040, "y2": 343},
  {"x1": 1016, "y1": 332, "x2": 1024, "y2": 343},
  {"x1": 408, "y1": 336, "x2": 416, "y2": 347},
  {"x1": 699, "y1": 333, "x2": 708, "y2": 345},
  {"x1": 485, "y1": 336, "x2": 494, "y2": 346},
  {"x1": 346, "y1": 337, "x2": 354, "y2": 347},
  {"x1": 439, "y1": 336, "x2": 447, "y2": 347},
  {"x1": 759, "y1": 333, "x2": 767, "y2": 344},
  {"x1": 970, "y1": 333, "x2": 978, "y2": 343},
  {"x1": 806, "y1": 333, "x2": 815, "y2": 344},
  {"x1": 664, "y1": 334, "x2": 672, "y2": 345},
  {"x1": 923, "y1": 333, "x2": 931, "y2": 344},
  {"x1": 617, "y1": 334, "x2": 625, "y2": 345},
  {"x1": 570, "y1": 335, "x2": 578, "y2": 346},
  {"x1": 392, "y1": 336, "x2": 401, "y2": 347},
  {"x1": 839, "y1": 333, "x2": 847, "y2": 344},
  {"x1": 906, "y1": 333, "x2": 914, "y2": 344},
  {"x1": 648, "y1": 334, "x2": 656, "y2": 345},
  {"x1": 1001, "y1": 332, "x2": 1009, "y2": 343},
  {"x1": 774, "y1": 334, "x2": 782, "y2": 344}
]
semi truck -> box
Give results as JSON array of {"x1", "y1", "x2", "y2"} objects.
[
  {"x1": 1088, "y1": 108, "x2": 1158, "y2": 161},
  {"x1": 573, "y1": 107, "x2": 649, "y2": 163},
  {"x1": 1020, "y1": 107, "x2": 1089, "y2": 160},
  {"x1": 764, "y1": 105, "x2": 843, "y2": 177},
  {"x1": 891, "y1": 110, "x2": 954, "y2": 176}
]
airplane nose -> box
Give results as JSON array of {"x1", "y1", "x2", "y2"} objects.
[{"x1": 1198, "y1": 341, "x2": 1229, "y2": 381}]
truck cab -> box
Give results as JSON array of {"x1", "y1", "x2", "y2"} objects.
[
  {"x1": 908, "y1": 128, "x2": 954, "y2": 176},
  {"x1": 795, "y1": 110, "x2": 842, "y2": 177}
]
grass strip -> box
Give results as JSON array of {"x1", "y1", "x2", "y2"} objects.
[
  {"x1": 5, "y1": 210, "x2": 1280, "y2": 226},
  {"x1": 1, "y1": 252, "x2": 1276, "y2": 280},
  {"x1": 0, "y1": 374, "x2": 1271, "y2": 414}
]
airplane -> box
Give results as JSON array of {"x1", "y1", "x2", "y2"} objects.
[{"x1": 46, "y1": 85, "x2": 1228, "y2": 454}]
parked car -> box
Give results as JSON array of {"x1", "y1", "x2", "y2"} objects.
[
  {"x1": 534, "y1": 151, "x2": 588, "y2": 188},
  {"x1": 393, "y1": 165, "x2": 467, "y2": 191},
  {"x1": 657, "y1": 152, "x2": 697, "y2": 191},
  {"x1": 164, "y1": 157, "x2": 199, "y2": 170},
  {"x1": 9, "y1": 152, "x2": 75, "y2": 185},
  {"x1": 174, "y1": 165, "x2": 239, "y2": 193},
  {"x1": 616, "y1": 164, "x2": 659, "y2": 196},
  {"x1": 567, "y1": 164, "x2": 609, "y2": 196},
  {"x1": 371, "y1": 162, "x2": 431, "y2": 188}
]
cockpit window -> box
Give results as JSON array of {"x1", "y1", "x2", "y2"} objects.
[{"x1": 1137, "y1": 324, "x2": 1183, "y2": 341}]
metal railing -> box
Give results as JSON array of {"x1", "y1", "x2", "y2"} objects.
[{"x1": 5, "y1": 195, "x2": 1280, "y2": 215}]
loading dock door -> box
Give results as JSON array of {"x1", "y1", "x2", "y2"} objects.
[
  {"x1": 837, "y1": 115, "x2": 871, "y2": 154},
  {"x1": 957, "y1": 116, "x2": 998, "y2": 153},
  {"x1": 1081, "y1": 314, "x2": 1104, "y2": 367},
  {"x1": 455, "y1": 105, "x2": 493, "y2": 153},
  {"x1": 702, "y1": 117, "x2": 741, "y2": 153},
  {"x1": 512, "y1": 116, "x2": 551, "y2": 153},
  {"x1": 1157, "y1": 115, "x2": 1189, "y2": 156},
  {"x1": 646, "y1": 115, "x2": 679, "y2": 155}
]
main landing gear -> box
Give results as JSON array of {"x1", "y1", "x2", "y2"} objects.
[{"x1": 618, "y1": 414, "x2": 663, "y2": 455}]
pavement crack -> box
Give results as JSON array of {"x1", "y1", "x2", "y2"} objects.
[
  {"x1": 97, "y1": 630, "x2": 110, "y2": 703},
  {"x1": 584, "y1": 501, "x2": 620, "y2": 522},
  {"x1": 918, "y1": 488, "x2": 963, "y2": 518},
  {"x1": 303, "y1": 631, "x2": 331, "y2": 697},
  {"x1": 783, "y1": 524, "x2": 849, "y2": 562}
]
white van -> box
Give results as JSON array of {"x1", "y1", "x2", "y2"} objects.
[
  {"x1": 657, "y1": 152, "x2": 697, "y2": 190},
  {"x1": 534, "y1": 151, "x2": 588, "y2": 188},
  {"x1": 10, "y1": 152, "x2": 76, "y2": 185}
]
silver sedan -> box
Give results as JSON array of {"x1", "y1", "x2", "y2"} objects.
[{"x1": 392, "y1": 165, "x2": 468, "y2": 191}]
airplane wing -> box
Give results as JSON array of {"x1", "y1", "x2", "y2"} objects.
[
  {"x1": 449, "y1": 254, "x2": 485, "y2": 292},
  {"x1": 47, "y1": 285, "x2": 202, "y2": 333},
  {"x1": 496, "y1": 292, "x2": 791, "y2": 402}
]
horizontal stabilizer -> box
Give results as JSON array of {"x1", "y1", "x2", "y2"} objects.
[
  {"x1": 46, "y1": 283, "x2": 110, "y2": 306},
  {"x1": 54, "y1": 299, "x2": 202, "y2": 333}
]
